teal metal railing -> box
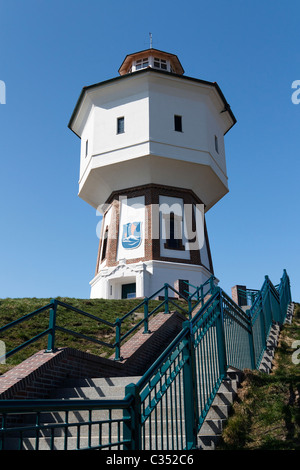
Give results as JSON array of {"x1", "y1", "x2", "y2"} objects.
[
  {"x1": 0, "y1": 277, "x2": 217, "y2": 364},
  {"x1": 183, "y1": 276, "x2": 217, "y2": 313},
  {"x1": 236, "y1": 286, "x2": 259, "y2": 306},
  {"x1": 0, "y1": 270, "x2": 292, "y2": 450}
]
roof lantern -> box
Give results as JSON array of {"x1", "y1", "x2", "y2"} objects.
[{"x1": 118, "y1": 48, "x2": 185, "y2": 76}]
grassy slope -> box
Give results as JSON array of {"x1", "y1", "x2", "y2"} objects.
[
  {"x1": 218, "y1": 303, "x2": 300, "y2": 450},
  {"x1": 0, "y1": 297, "x2": 170, "y2": 374}
]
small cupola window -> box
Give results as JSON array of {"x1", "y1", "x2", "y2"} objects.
[
  {"x1": 135, "y1": 57, "x2": 149, "y2": 70},
  {"x1": 153, "y1": 57, "x2": 168, "y2": 70}
]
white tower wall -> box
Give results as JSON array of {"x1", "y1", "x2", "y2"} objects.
[{"x1": 69, "y1": 48, "x2": 236, "y2": 299}]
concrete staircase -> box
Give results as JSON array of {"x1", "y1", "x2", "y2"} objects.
[
  {"x1": 285, "y1": 302, "x2": 295, "y2": 325},
  {"x1": 197, "y1": 368, "x2": 243, "y2": 450},
  {"x1": 4, "y1": 368, "x2": 242, "y2": 450},
  {"x1": 4, "y1": 375, "x2": 142, "y2": 450}
]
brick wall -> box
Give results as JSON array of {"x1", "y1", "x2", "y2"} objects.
[
  {"x1": 0, "y1": 348, "x2": 126, "y2": 400},
  {"x1": 114, "y1": 311, "x2": 185, "y2": 375},
  {"x1": 231, "y1": 285, "x2": 247, "y2": 307},
  {"x1": 0, "y1": 310, "x2": 185, "y2": 400}
]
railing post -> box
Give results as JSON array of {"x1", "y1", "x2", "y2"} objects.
[
  {"x1": 46, "y1": 299, "x2": 57, "y2": 353},
  {"x1": 287, "y1": 271, "x2": 292, "y2": 304},
  {"x1": 187, "y1": 296, "x2": 192, "y2": 320},
  {"x1": 143, "y1": 298, "x2": 150, "y2": 334},
  {"x1": 265, "y1": 275, "x2": 274, "y2": 322},
  {"x1": 115, "y1": 318, "x2": 121, "y2": 361},
  {"x1": 123, "y1": 383, "x2": 142, "y2": 450},
  {"x1": 280, "y1": 270, "x2": 291, "y2": 321},
  {"x1": 182, "y1": 321, "x2": 199, "y2": 449},
  {"x1": 209, "y1": 276, "x2": 215, "y2": 294},
  {"x1": 164, "y1": 284, "x2": 169, "y2": 314},
  {"x1": 248, "y1": 319, "x2": 256, "y2": 369},
  {"x1": 260, "y1": 293, "x2": 267, "y2": 346},
  {"x1": 215, "y1": 290, "x2": 227, "y2": 379}
]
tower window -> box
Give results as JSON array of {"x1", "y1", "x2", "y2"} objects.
[
  {"x1": 101, "y1": 227, "x2": 109, "y2": 261},
  {"x1": 174, "y1": 115, "x2": 182, "y2": 132},
  {"x1": 154, "y1": 57, "x2": 168, "y2": 70},
  {"x1": 178, "y1": 279, "x2": 189, "y2": 298},
  {"x1": 117, "y1": 117, "x2": 125, "y2": 134},
  {"x1": 135, "y1": 58, "x2": 149, "y2": 70},
  {"x1": 85, "y1": 140, "x2": 88, "y2": 157},
  {"x1": 215, "y1": 135, "x2": 219, "y2": 153},
  {"x1": 164, "y1": 212, "x2": 185, "y2": 251}
]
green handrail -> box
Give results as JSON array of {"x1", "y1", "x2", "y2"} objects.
[{"x1": 0, "y1": 277, "x2": 216, "y2": 363}]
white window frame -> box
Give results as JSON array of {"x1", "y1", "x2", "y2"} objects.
[
  {"x1": 135, "y1": 57, "x2": 149, "y2": 71},
  {"x1": 153, "y1": 57, "x2": 168, "y2": 71},
  {"x1": 117, "y1": 116, "x2": 125, "y2": 134}
]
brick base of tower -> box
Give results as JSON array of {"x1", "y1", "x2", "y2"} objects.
[{"x1": 90, "y1": 184, "x2": 214, "y2": 299}]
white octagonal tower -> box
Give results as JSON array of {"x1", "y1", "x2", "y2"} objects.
[{"x1": 68, "y1": 48, "x2": 236, "y2": 299}]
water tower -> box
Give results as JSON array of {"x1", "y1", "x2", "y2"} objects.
[{"x1": 68, "y1": 48, "x2": 236, "y2": 299}]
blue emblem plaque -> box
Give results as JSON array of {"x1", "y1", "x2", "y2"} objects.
[{"x1": 121, "y1": 222, "x2": 142, "y2": 249}]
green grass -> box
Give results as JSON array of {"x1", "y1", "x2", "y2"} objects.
[
  {"x1": 217, "y1": 302, "x2": 300, "y2": 450},
  {"x1": 0, "y1": 296, "x2": 180, "y2": 374}
]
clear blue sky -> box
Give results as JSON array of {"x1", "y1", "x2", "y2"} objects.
[{"x1": 0, "y1": 0, "x2": 299, "y2": 301}]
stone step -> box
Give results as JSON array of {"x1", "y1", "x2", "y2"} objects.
[
  {"x1": 51, "y1": 384, "x2": 131, "y2": 400},
  {"x1": 36, "y1": 407, "x2": 187, "y2": 427},
  {"x1": 195, "y1": 369, "x2": 243, "y2": 450},
  {"x1": 4, "y1": 434, "x2": 187, "y2": 451},
  {"x1": 214, "y1": 379, "x2": 238, "y2": 393},
  {"x1": 3, "y1": 436, "x2": 123, "y2": 451},
  {"x1": 37, "y1": 408, "x2": 126, "y2": 424},
  {"x1": 49, "y1": 375, "x2": 141, "y2": 400},
  {"x1": 210, "y1": 390, "x2": 236, "y2": 406},
  {"x1": 58, "y1": 376, "x2": 142, "y2": 388},
  {"x1": 13, "y1": 417, "x2": 187, "y2": 439},
  {"x1": 50, "y1": 383, "x2": 235, "y2": 402},
  {"x1": 206, "y1": 404, "x2": 231, "y2": 420},
  {"x1": 198, "y1": 418, "x2": 226, "y2": 436},
  {"x1": 197, "y1": 435, "x2": 221, "y2": 450},
  {"x1": 50, "y1": 375, "x2": 238, "y2": 398}
]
